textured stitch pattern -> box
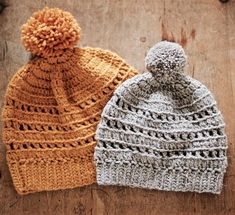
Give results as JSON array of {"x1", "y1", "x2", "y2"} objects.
[
  {"x1": 94, "y1": 41, "x2": 228, "y2": 194},
  {"x1": 2, "y1": 7, "x2": 138, "y2": 195}
]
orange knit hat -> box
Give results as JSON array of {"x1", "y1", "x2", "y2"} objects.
[{"x1": 2, "y1": 7, "x2": 137, "y2": 194}]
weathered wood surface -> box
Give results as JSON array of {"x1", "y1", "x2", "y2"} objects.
[{"x1": 0, "y1": 0, "x2": 235, "y2": 214}]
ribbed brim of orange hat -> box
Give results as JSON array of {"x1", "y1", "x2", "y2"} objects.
[{"x1": 7, "y1": 144, "x2": 96, "y2": 194}]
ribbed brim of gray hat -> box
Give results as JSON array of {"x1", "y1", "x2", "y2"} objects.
[{"x1": 95, "y1": 148, "x2": 227, "y2": 194}]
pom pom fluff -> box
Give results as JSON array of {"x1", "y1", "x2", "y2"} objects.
[
  {"x1": 145, "y1": 41, "x2": 187, "y2": 74},
  {"x1": 21, "y1": 7, "x2": 81, "y2": 58}
]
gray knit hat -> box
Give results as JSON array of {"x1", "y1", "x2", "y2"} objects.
[{"x1": 94, "y1": 41, "x2": 228, "y2": 194}]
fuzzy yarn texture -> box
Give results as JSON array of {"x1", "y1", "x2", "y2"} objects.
[
  {"x1": 94, "y1": 41, "x2": 228, "y2": 194},
  {"x1": 2, "y1": 7, "x2": 138, "y2": 194}
]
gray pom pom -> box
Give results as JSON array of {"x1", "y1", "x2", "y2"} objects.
[{"x1": 145, "y1": 41, "x2": 187, "y2": 74}]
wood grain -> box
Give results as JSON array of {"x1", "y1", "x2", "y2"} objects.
[{"x1": 0, "y1": 0, "x2": 235, "y2": 214}]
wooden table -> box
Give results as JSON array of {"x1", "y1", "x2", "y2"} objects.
[{"x1": 0, "y1": 0, "x2": 234, "y2": 214}]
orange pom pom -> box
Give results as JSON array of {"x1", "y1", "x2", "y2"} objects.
[{"x1": 21, "y1": 7, "x2": 81, "y2": 58}]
